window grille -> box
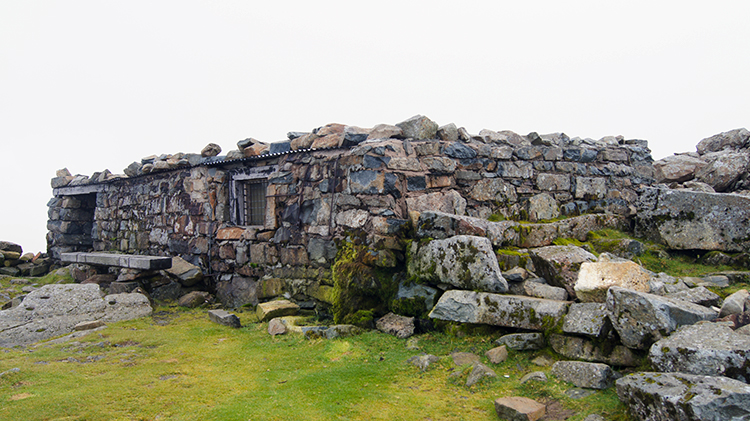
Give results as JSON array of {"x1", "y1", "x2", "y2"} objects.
[{"x1": 243, "y1": 180, "x2": 267, "y2": 226}]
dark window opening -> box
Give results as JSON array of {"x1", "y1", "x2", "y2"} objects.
[{"x1": 243, "y1": 180, "x2": 267, "y2": 226}]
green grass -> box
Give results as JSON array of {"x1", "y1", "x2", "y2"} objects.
[
  {"x1": 0, "y1": 308, "x2": 630, "y2": 421},
  {"x1": 0, "y1": 268, "x2": 74, "y2": 301}
]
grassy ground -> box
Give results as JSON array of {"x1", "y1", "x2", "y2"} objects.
[{"x1": 0, "y1": 307, "x2": 631, "y2": 421}]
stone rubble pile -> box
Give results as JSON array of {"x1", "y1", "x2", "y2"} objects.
[{"x1": 0, "y1": 241, "x2": 52, "y2": 278}]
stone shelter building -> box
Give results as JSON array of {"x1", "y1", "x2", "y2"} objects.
[{"x1": 47, "y1": 115, "x2": 656, "y2": 313}]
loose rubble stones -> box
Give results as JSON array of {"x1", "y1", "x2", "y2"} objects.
[{"x1": 616, "y1": 372, "x2": 750, "y2": 421}]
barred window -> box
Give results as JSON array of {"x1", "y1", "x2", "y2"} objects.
[{"x1": 242, "y1": 179, "x2": 267, "y2": 226}]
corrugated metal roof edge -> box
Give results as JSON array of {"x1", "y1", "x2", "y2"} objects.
[{"x1": 199, "y1": 146, "x2": 343, "y2": 167}]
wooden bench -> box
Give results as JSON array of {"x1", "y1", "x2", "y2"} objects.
[{"x1": 60, "y1": 252, "x2": 172, "y2": 270}]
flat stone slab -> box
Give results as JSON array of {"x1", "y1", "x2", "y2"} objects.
[
  {"x1": 649, "y1": 322, "x2": 750, "y2": 382},
  {"x1": 494, "y1": 396, "x2": 545, "y2": 421},
  {"x1": 61, "y1": 252, "x2": 172, "y2": 270},
  {"x1": 428, "y1": 290, "x2": 569, "y2": 331},
  {"x1": 256, "y1": 300, "x2": 299, "y2": 322},
  {"x1": 551, "y1": 361, "x2": 615, "y2": 390},
  {"x1": 616, "y1": 372, "x2": 750, "y2": 421}
]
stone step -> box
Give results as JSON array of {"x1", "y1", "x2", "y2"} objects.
[{"x1": 61, "y1": 252, "x2": 172, "y2": 270}]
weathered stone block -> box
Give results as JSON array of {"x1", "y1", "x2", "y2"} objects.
[
  {"x1": 552, "y1": 361, "x2": 615, "y2": 389},
  {"x1": 429, "y1": 290, "x2": 569, "y2": 331},
  {"x1": 256, "y1": 300, "x2": 300, "y2": 322},
  {"x1": 208, "y1": 309, "x2": 241, "y2": 328},
  {"x1": 574, "y1": 254, "x2": 653, "y2": 303},
  {"x1": 549, "y1": 334, "x2": 639, "y2": 366}
]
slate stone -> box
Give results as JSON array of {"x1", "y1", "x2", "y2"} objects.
[
  {"x1": 649, "y1": 322, "x2": 750, "y2": 382},
  {"x1": 166, "y1": 256, "x2": 204, "y2": 287},
  {"x1": 551, "y1": 361, "x2": 615, "y2": 389},
  {"x1": 616, "y1": 372, "x2": 750, "y2": 421},
  {"x1": 444, "y1": 142, "x2": 477, "y2": 159},
  {"x1": 606, "y1": 286, "x2": 718, "y2": 350},
  {"x1": 151, "y1": 281, "x2": 183, "y2": 302},
  {"x1": 208, "y1": 309, "x2": 241, "y2": 328},
  {"x1": 269, "y1": 141, "x2": 291, "y2": 154}
]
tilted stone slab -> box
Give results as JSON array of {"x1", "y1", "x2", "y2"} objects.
[
  {"x1": 208, "y1": 309, "x2": 241, "y2": 328},
  {"x1": 428, "y1": 290, "x2": 569, "y2": 331},
  {"x1": 61, "y1": 252, "x2": 172, "y2": 270},
  {"x1": 256, "y1": 300, "x2": 300, "y2": 322},
  {"x1": 635, "y1": 187, "x2": 750, "y2": 252},
  {"x1": 649, "y1": 322, "x2": 750, "y2": 383},
  {"x1": 606, "y1": 286, "x2": 718, "y2": 350},
  {"x1": 408, "y1": 235, "x2": 508, "y2": 293},
  {"x1": 529, "y1": 245, "x2": 596, "y2": 299},
  {"x1": 616, "y1": 372, "x2": 750, "y2": 421},
  {"x1": 574, "y1": 254, "x2": 653, "y2": 303}
]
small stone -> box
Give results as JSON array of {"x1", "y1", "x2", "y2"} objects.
[
  {"x1": 494, "y1": 397, "x2": 545, "y2": 421},
  {"x1": 267, "y1": 318, "x2": 287, "y2": 336},
  {"x1": 201, "y1": 143, "x2": 222, "y2": 157},
  {"x1": 496, "y1": 333, "x2": 545, "y2": 351},
  {"x1": 405, "y1": 337, "x2": 420, "y2": 350},
  {"x1": 407, "y1": 354, "x2": 439, "y2": 372},
  {"x1": 177, "y1": 291, "x2": 211, "y2": 308},
  {"x1": 466, "y1": 363, "x2": 496, "y2": 387},
  {"x1": 531, "y1": 355, "x2": 555, "y2": 367},
  {"x1": 375, "y1": 312, "x2": 415, "y2": 339},
  {"x1": 520, "y1": 371, "x2": 548, "y2": 384},
  {"x1": 485, "y1": 345, "x2": 508, "y2": 364}
]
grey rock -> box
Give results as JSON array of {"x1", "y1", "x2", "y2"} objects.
[
  {"x1": 429, "y1": 290, "x2": 569, "y2": 331},
  {"x1": 396, "y1": 115, "x2": 438, "y2": 140},
  {"x1": 720, "y1": 289, "x2": 749, "y2": 318},
  {"x1": 437, "y1": 123, "x2": 458, "y2": 142},
  {"x1": 109, "y1": 281, "x2": 138, "y2": 294},
  {"x1": 392, "y1": 281, "x2": 438, "y2": 316},
  {"x1": 562, "y1": 303, "x2": 612, "y2": 338},
  {"x1": 653, "y1": 154, "x2": 708, "y2": 183},
  {"x1": 407, "y1": 235, "x2": 508, "y2": 293},
  {"x1": 466, "y1": 363, "x2": 496, "y2": 387},
  {"x1": 528, "y1": 245, "x2": 597, "y2": 299},
  {"x1": 407, "y1": 354, "x2": 440, "y2": 372},
  {"x1": 523, "y1": 281, "x2": 568, "y2": 301},
  {"x1": 635, "y1": 187, "x2": 750, "y2": 252},
  {"x1": 200, "y1": 143, "x2": 222, "y2": 157},
  {"x1": 375, "y1": 312, "x2": 415, "y2": 339},
  {"x1": 323, "y1": 324, "x2": 361, "y2": 339},
  {"x1": 527, "y1": 193, "x2": 560, "y2": 222},
  {"x1": 696, "y1": 149, "x2": 750, "y2": 192},
  {"x1": 606, "y1": 286, "x2": 718, "y2": 350},
  {"x1": 649, "y1": 322, "x2": 750, "y2": 382},
  {"x1": 551, "y1": 361, "x2": 615, "y2": 389},
  {"x1": 0, "y1": 284, "x2": 151, "y2": 347},
  {"x1": 495, "y1": 333, "x2": 545, "y2": 351},
  {"x1": 166, "y1": 257, "x2": 203, "y2": 287},
  {"x1": 696, "y1": 127, "x2": 750, "y2": 154},
  {"x1": 177, "y1": 291, "x2": 211, "y2": 308},
  {"x1": 666, "y1": 287, "x2": 722, "y2": 308},
  {"x1": 208, "y1": 309, "x2": 241, "y2": 328},
  {"x1": 616, "y1": 372, "x2": 750, "y2": 421},
  {"x1": 699, "y1": 275, "x2": 730, "y2": 288},
  {"x1": 151, "y1": 281, "x2": 182, "y2": 302},
  {"x1": 367, "y1": 124, "x2": 403, "y2": 140},
  {"x1": 216, "y1": 275, "x2": 258, "y2": 308},
  {"x1": 549, "y1": 334, "x2": 640, "y2": 367}
]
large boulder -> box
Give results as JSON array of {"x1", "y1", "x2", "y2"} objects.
[
  {"x1": 562, "y1": 303, "x2": 612, "y2": 338},
  {"x1": 649, "y1": 322, "x2": 750, "y2": 382},
  {"x1": 696, "y1": 127, "x2": 750, "y2": 154},
  {"x1": 695, "y1": 150, "x2": 750, "y2": 192},
  {"x1": 616, "y1": 372, "x2": 750, "y2": 421},
  {"x1": 0, "y1": 284, "x2": 151, "y2": 347},
  {"x1": 428, "y1": 290, "x2": 569, "y2": 331},
  {"x1": 528, "y1": 245, "x2": 596, "y2": 298},
  {"x1": 407, "y1": 235, "x2": 508, "y2": 293},
  {"x1": 606, "y1": 287, "x2": 718, "y2": 350},
  {"x1": 653, "y1": 153, "x2": 707, "y2": 183},
  {"x1": 635, "y1": 187, "x2": 750, "y2": 252},
  {"x1": 574, "y1": 254, "x2": 653, "y2": 303}
]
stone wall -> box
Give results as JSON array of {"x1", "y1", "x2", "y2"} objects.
[{"x1": 47, "y1": 115, "x2": 657, "y2": 309}]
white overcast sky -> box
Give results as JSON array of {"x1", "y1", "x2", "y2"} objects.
[{"x1": 1, "y1": 1, "x2": 749, "y2": 254}]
